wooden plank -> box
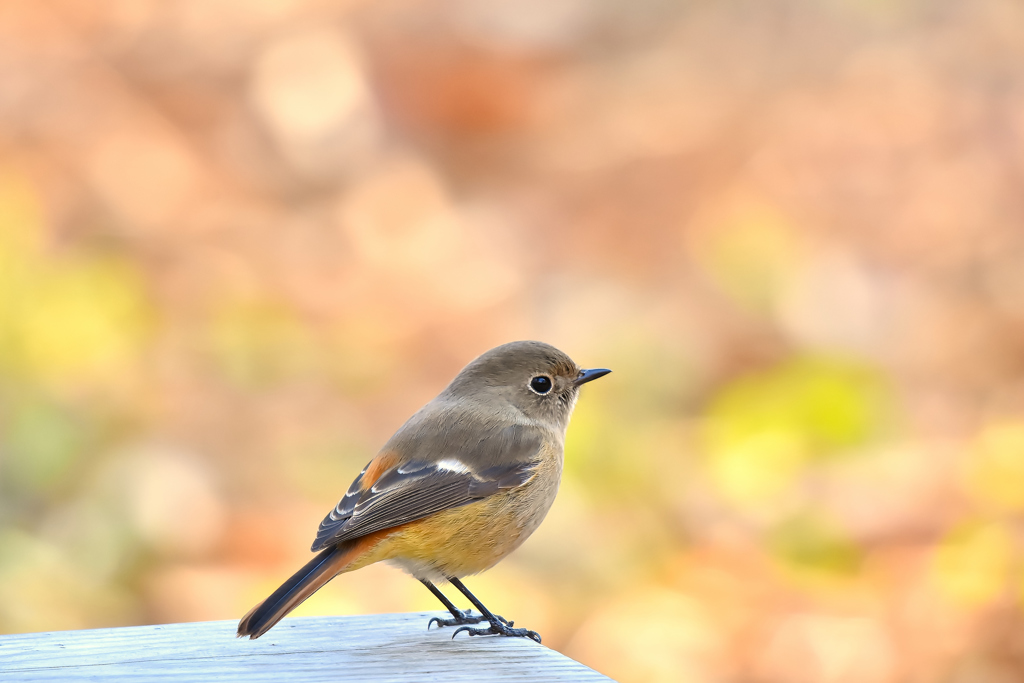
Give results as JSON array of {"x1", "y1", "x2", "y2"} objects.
[{"x1": 0, "y1": 612, "x2": 614, "y2": 682}]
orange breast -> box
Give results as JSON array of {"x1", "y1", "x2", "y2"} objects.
[{"x1": 376, "y1": 459, "x2": 561, "y2": 579}]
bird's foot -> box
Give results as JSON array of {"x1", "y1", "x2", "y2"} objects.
[
  {"x1": 451, "y1": 618, "x2": 541, "y2": 644},
  {"x1": 428, "y1": 609, "x2": 509, "y2": 629}
]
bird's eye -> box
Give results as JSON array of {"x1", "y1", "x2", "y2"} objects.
[{"x1": 529, "y1": 375, "x2": 553, "y2": 394}]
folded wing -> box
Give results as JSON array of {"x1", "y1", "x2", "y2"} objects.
[{"x1": 311, "y1": 436, "x2": 543, "y2": 552}]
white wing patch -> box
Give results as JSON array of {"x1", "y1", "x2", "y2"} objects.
[{"x1": 434, "y1": 458, "x2": 471, "y2": 474}]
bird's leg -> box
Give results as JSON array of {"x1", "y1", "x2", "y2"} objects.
[
  {"x1": 421, "y1": 579, "x2": 488, "y2": 629},
  {"x1": 448, "y1": 577, "x2": 541, "y2": 643}
]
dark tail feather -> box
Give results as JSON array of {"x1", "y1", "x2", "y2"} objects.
[{"x1": 238, "y1": 544, "x2": 353, "y2": 639}]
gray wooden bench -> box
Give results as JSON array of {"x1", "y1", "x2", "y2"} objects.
[{"x1": 0, "y1": 612, "x2": 614, "y2": 681}]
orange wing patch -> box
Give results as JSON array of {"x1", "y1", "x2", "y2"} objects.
[{"x1": 361, "y1": 450, "x2": 402, "y2": 490}]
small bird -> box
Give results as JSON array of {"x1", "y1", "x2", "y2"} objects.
[{"x1": 237, "y1": 340, "x2": 610, "y2": 643}]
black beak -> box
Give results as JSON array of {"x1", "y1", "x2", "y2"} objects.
[{"x1": 574, "y1": 368, "x2": 611, "y2": 386}]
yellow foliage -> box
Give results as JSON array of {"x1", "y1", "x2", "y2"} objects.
[
  {"x1": 0, "y1": 175, "x2": 150, "y2": 390},
  {"x1": 932, "y1": 521, "x2": 1014, "y2": 607},
  {"x1": 702, "y1": 355, "x2": 891, "y2": 509},
  {"x1": 964, "y1": 423, "x2": 1024, "y2": 512}
]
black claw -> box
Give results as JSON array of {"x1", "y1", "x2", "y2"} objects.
[
  {"x1": 427, "y1": 609, "x2": 490, "y2": 630},
  {"x1": 427, "y1": 609, "x2": 514, "y2": 630},
  {"x1": 434, "y1": 578, "x2": 535, "y2": 642},
  {"x1": 449, "y1": 619, "x2": 542, "y2": 644}
]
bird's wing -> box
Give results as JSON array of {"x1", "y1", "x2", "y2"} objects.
[{"x1": 311, "y1": 426, "x2": 543, "y2": 551}]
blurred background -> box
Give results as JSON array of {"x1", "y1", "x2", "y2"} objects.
[{"x1": 2, "y1": 0, "x2": 1024, "y2": 681}]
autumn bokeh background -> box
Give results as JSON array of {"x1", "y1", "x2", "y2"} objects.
[{"x1": 3, "y1": 1, "x2": 1024, "y2": 681}]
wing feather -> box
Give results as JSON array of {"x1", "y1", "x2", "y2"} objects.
[{"x1": 311, "y1": 459, "x2": 541, "y2": 551}]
